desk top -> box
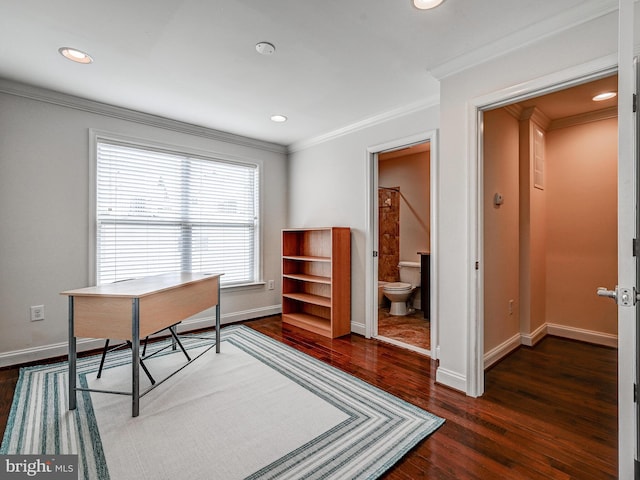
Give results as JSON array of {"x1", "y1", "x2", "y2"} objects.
[{"x1": 60, "y1": 272, "x2": 222, "y2": 298}]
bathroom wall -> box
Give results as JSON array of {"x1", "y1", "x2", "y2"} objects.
[
  {"x1": 378, "y1": 149, "x2": 430, "y2": 265},
  {"x1": 545, "y1": 116, "x2": 618, "y2": 335},
  {"x1": 519, "y1": 111, "x2": 547, "y2": 340},
  {"x1": 483, "y1": 108, "x2": 520, "y2": 354},
  {"x1": 378, "y1": 188, "x2": 400, "y2": 282},
  {"x1": 484, "y1": 107, "x2": 618, "y2": 359}
]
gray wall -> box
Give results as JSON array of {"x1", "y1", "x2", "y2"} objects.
[
  {"x1": 286, "y1": 10, "x2": 623, "y2": 392},
  {"x1": 0, "y1": 83, "x2": 288, "y2": 365},
  {"x1": 437, "y1": 10, "x2": 619, "y2": 393},
  {"x1": 288, "y1": 105, "x2": 440, "y2": 335}
]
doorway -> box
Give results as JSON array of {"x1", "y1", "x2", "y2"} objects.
[
  {"x1": 366, "y1": 131, "x2": 438, "y2": 357},
  {"x1": 481, "y1": 75, "x2": 619, "y2": 370},
  {"x1": 377, "y1": 143, "x2": 431, "y2": 353}
]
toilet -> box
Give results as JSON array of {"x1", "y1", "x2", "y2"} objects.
[{"x1": 382, "y1": 261, "x2": 421, "y2": 316}]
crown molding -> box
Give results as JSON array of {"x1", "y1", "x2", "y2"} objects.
[
  {"x1": 520, "y1": 106, "x2": 551, "y2": 130},
  {"x1": 503, "y1": 104, "x2": 523, "y2": 120},
  {"x1": 429, "y1": 0, "x2": 619, "y2": 80},
  {"x1": 0, "y1": 78, "x2": 287, "y2": 155},
  {"x1": 288, "y1": 95, "x2": 439, "y2": 153},
  {"x1": 498, "y1": 102, "x2": 616, "y2": 131},
  {"x1": 548, "y1": 105, "x2": 618, "y2": 130}
]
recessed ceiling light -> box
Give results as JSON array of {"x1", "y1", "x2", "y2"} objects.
[
  {"x1": 270, "y1": 114, "x2": 287, "y2": 123},
  {"x1": 592, "y1": 92, "x2": 617, "y2": 102},
  {"x1": 413, "y1": 0, "x2": 445, "y2": 10},
  {"x1": 256, "y1": 42, "x2": 276, "y2": 55},
  {"x1": 58, "y1": 47, "x2": 93, "y2": 64}
]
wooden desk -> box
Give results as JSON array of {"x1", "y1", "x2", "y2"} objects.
[{"x1": 61, "y1": 272, "x2": 222, "y2": 417}]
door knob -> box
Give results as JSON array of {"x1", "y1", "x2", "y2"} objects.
[
  {"x1": 596, "y1": 287, "x2": 617, "y2": 302},
  {"x1": 597, "y1": 286, "x2": 635, "y2": 306}
]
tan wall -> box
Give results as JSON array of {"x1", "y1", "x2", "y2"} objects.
[
  {"x1": 483, "y1": 109, "x2": 521, "y2": 352},
  {"x1": 484, "y1": 110, "x2": 617, "y2": 357},
  {"x1": 545, "y1": 117, "x2": 618, "y2": 334},
  {"x1": 529, "y1": 178, "x2": 547, "y2": 334},
  {"x1": 520, "y1": 118, "x2": 547, "y2": 336},
  {"x1": 379, "y1": 150, "x2": 430, "y2": 263}
]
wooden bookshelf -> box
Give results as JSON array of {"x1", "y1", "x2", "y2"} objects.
[{"x1": 281, "y1": 227, "x2": 351, "y2": 338}]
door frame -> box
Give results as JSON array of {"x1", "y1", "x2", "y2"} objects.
[
  {"x1": 617, "y1": 0, "x2": 637, "y2": 476},
  {"x1": 365, "y1": 130, "x2": 439, "y2": 358},
  {"x1": 467, "y1": 55, "x2": 619, "y2": 397}
]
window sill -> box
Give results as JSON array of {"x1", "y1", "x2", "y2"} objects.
[{"x1": 221, "y1": 281, "x2": 267, "y2": 292}]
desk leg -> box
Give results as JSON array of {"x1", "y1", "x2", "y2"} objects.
[
  {"x1": 132, "y1": 298, "x2": 140, "y2": 417},
  {"x1": 216, "y1": 281, "x2": 221, "y2": 354},
  {"x1": 68, "y1": 296, "x2": 77, "y2": 411}
]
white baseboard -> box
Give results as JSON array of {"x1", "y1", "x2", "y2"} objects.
[
  {"x1": 484, "y1": 332, "x2": 521, "y2": 369},
  {"x1": 0, "y1": 338, "x2": 106, "y2": 369},
  {"x1": 350, "y1": 321, "x2": 366, "y2": 337},
  {"x1": 178, "y1": 305, "x2": 282, "y2": 333},
  {"x1": 0, "y1": 305, "x2": 283, "y2": 368},
  {"x1": 435, "y1": 366, "x2": 466, "y2": 393},
  {"x1": 546, "y1": 323, "x2": 618, "y2": 348},
  {"x1": 520, "y1": 322, "x2": 548, "y2": 347},
  {"x1": 482, "y1": 322, "x2": 618, "y2": 370}
]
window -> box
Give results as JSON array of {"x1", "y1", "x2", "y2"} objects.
[{"x1": 95, "y1": 139, "x2": 259, "y2": 287}]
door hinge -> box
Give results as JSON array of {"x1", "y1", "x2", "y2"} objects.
[
  {"x1": 635, "y1": 383, "x2": 638, "y2": 403},
  {"x1": 475, "y1": 261, "x2": 479, "y2": 270},
  {"x1": 634, "y1": 238, "x2": 639, "y2": 257},
  {"x1": 373, "y1": 251, "x2": 378, "y2": 257},
  {"x1": 634, "y1": 93, "x2": 638, "y2": 113}
]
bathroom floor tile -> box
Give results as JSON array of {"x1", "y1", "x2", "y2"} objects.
[{"x1": 377, "y1": 309, "x2": 430, "y2": 350}]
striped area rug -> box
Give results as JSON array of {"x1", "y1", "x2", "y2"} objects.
[{"x1": 1, "y1": 325, "x2": 444, "y2": 479}]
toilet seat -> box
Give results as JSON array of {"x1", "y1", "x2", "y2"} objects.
[{"x1": 383, "y1": 282, "x2": 412, "y2": 291}]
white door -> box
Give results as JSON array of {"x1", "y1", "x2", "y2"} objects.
[{"x1": 613, "y1": 0, "x2": 637, "y2": 476}]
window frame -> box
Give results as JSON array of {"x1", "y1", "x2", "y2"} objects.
[{"x1": 89, "y1": 129, "x2": 264, "y2": 289}]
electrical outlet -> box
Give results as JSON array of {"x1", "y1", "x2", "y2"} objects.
[
  {"x1": 268, "y1": 280, "x2": 275, "y2": 290},
  {"x1": 30, "y1": 305, "x2": 45, "y2": 321}
]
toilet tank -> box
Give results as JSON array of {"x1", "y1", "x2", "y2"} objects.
[{"x1": 398, "y1": 261, "x2": 421, "y2": 286}]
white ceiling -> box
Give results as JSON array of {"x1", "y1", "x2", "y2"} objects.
[{"x1": 0, "y1": 0, "x2": 618, "y2": 147}]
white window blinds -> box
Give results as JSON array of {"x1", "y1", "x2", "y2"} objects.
[{"x1": 96, "y1": 140, "x2": 259, "y2": 286}]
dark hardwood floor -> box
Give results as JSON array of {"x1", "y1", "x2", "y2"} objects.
[{"x1": 0, "y1": 315, "x2": 617, "y2": 479}]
